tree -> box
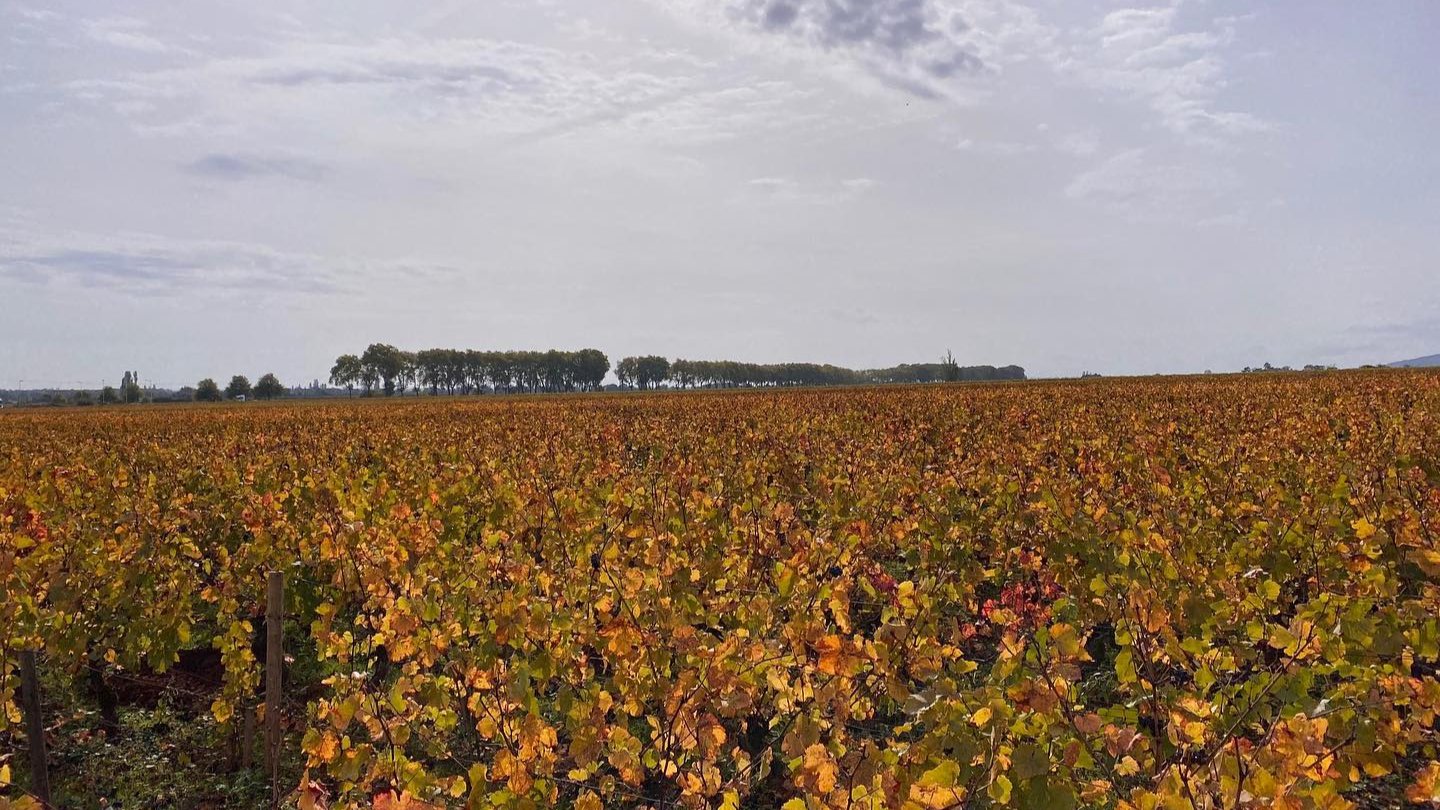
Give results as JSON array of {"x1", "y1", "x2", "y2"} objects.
[
  {"x1": 671, "y1": 359, "x2": 697, "y2": 389},
  {"x1": 617, "y1": 356, "x2": 670, "y2": 389},
  {"x1": 120, "y1": 370, "x2": 142, "y2": 404},
  {"x1": 99, "y1": 386, "x2": 119, "y2": 405},
  {"x1": 417, "y1": 349, "x2": 448, "y2": 395},
  {"x1": 615, "y1": 357, "x2": 637, "y2": 389},
  {"x1": 195, "y1": 378, "x2": 222, "y2": 402},
  {"x1": 941, "y1": 350, "x2": 961, "y2": 383},
  {"x1": 330, "y1": 354, "x2": 363, "y2": 397},
  {"x1": 398, "y1": 352, "x2": 419, "y2": 396},
  {"x1": 573, "y1": 349, "x2": 610, "y2": 391},
  {"x1": 361, "y1": 343, "x2": 405, "y2": 396},
  {"x1": 254, "y1": 373, "x2": 285, "y2": 400},
  {"x1": 226, "y1": 375, "x2": 252, "y2": 400}
]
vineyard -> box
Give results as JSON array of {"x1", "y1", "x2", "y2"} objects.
[{"x1": 2, "y1": 372, "x2": 1440, "y2": 809}]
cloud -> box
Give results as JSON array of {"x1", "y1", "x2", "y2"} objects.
[
  {"x1": 59, "y1": 35, "x2": 710, "y2": 144},
  {"x1": 745, "y1": 176, "x2": 876, "y2": 204},
  {"x1": 1062, "y1": 5, "x2": 1268, "y2": 144},
  {"x1": 592, "y1": 81, "x2": 826, "y2": 145},
  {"x1": 83, "y1": 17, "x2": 186, "y2": 55},
  {"x1": 647, "y1": 1, "x2": 1262, "y2": 146},
  {"x1": 735, "y1": 0, "x2": 953, "y2": 56},
  {"x1": 955, "y1": 137, "x2": 1036, "y2": 156},
  {"x1": 1053, "y1": 130, "x2": 1101, "y2": 157},
  {"x1": 184, "y1": 153, "x2": 329, "y2": 182},
  {"x1": 1065, "y1": 147, "x2": 1239, "y2": 221},
  {"x1": 0, "y1": 228, "x2": 452, "y2": 297},
  {"x1": 10, "y1": 6, "x2": 60, "y2": 22},
  {"x1": 653, "y1": 0, "x2": 991, "y2": 100}
]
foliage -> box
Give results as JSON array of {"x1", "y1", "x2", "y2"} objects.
[
  {"x1": 405, "y1": 348, "x2": 611, "y2": 395},
  {"x1": 360, "y1": 344, "x2": 406, "y2": 397},
  {"x1": 255, "y1": 373, "x2": 286, "y2": 401},
  {"x1": 196, "y1": 378, "x2": 224, "y2": 402},
  {"x1": 331, "y1": 355, "x2": 364, "y2": 397},
  {"x1": 119, "y1": 371, "x2": 143, "y2": 404},
  {"x1": 650, "y1": 358, "x2": 1023, "y2": 389},
  {"x1": 226, "y1": 375, "x2": 252, "y2": 400},
  {"x1": 616, "y1": 355, "x2": 671, "y2": 389},
  {"x1": 2, "y1": 372, "x2": 1439, "y2": 809}
]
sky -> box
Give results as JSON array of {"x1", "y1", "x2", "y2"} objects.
[{"x1": 2, "y1": 0, "x2": 1437, "y2": 388}]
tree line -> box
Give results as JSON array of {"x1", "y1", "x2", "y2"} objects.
[
  {"x1": 102, "y1": 371, "x2": 287, "y2": 404},
  {"x1": 191, "y1": 374, "x2": 287, "y2": 402},
  {"x1": 627, "y1": 354, "x2": 1027, "y2": 389},
  {"x1": 329, "y1": 345, "x2": 611, "y2": 396},
  {"x1": 328, "y1": 344, "x2": 1024, "y2": 396}
]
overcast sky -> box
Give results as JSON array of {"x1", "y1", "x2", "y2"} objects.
[{"x1": 2, "y1": 0, "x2": 1437, "y2": 387}]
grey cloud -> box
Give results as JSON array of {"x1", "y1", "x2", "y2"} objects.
[
  {"x1": 17, "y1": 250, "x2": 194, "y2": 284},
  {"x1": 0, "y1": 230, "x2": 396, "y2": 297},
  {"x1": 63, "y1": 37, "x2": 699, "y2": 141},
  {"x1": 185, "y1": 153, "x2": 329, "y2": 182},
  {"x1": 743, "y1": 0, "x2": 934, "y2": 52},
  {"x1": 762, "y1": 2, "x2": 800, "y2": 29},
  {"x1": 725, "y1": 0, "x2": 986, "y2": 96},
  {"x1": 251, "y1": 61, "x2": 519, "y2": 91}
]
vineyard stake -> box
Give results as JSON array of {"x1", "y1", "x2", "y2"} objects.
[
  {"x1": 266, "y1": 571, "x2": 284, "y2": 809},
  {"x1": 240, "y1": 703, "x2": 256, "y2": 770},
  {"x1": 19, "y1": 650, "x2": 52, "y2": 807}
]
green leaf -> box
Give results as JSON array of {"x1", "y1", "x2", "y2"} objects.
[
  {"x1": 1011, "y1": 744, "x2": 1049, "y2": 781},
  {"x1": 988, "y1": 775, "x2": 1013, "y2": 805},
  {"x1": 1115, "y1": 649, "x2": 1136, "y2": 684},
  {"x1": 918, "y1": 760, "x2": 960, "y2": 788}
]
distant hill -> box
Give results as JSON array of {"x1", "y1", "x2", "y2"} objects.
[{"x1": 1390, "y1": 354, "x2": 1440, "y2": 368}]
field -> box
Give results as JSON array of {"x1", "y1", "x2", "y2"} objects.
[{"x1": 2, "y1": 373, "x2": 1440, "y2": 809}]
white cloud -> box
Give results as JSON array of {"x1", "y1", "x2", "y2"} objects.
[
  {"x1": 647, "y1": 0, "x2": 1264, "y2": 149},
  {"x1": 83, "y1": 17, "x2": 185, "y2": 55},
  {"x1": 956, "y1": 136, "x2": 1036, "y2": 155},
  {"x1": 1061, "y1": 4, "x2": 1268, "y2": 144},
  {"x1": 1065, "y1": 147, "x2": 1240, "y2": 221},
  {"x1": 1053, "y1": 130, "x2": 1101, "y2": 157},
  {"x1": 9, "y1": 6, "x2": 60, "y2": 23},
  {"x1": 745, "y1": 176, "x2": 876, "y2": 204},
  {"x1": 55, "y1": 33, "x2": 792, "y2": 149}
]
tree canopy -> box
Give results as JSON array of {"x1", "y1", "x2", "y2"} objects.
[
  {"x1": 194, "y1": 378, "x2": 222, "y2": 402},
  {"x1": 254, "y1": 373, "x2": 285, "y2": 400},
  {"x1": 330, "y1": 346, "x2": 1024, "y2": 396},
  {"x1": 333, "y1": 346, "x2": 612, "y2": 396},
  {"x1": 225, "y1": 375, "x2": 252, "y2": 400}
]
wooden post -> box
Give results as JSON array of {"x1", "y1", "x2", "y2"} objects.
[
  {"x1": 240, "y1": 703, "x2": 256, "y2": 770},
  {"x1": 266, "y1": 571, "x2": 285, "y2": 808},
  {"x1": 19, "y1": 650, "x2": 52, "y2": 807}
]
